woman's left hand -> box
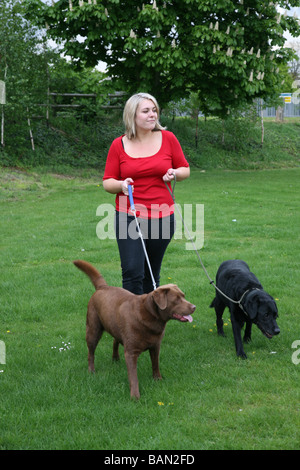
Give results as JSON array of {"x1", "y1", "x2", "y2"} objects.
[{"x1": 162, "y1": 168, "x2": 175, "y2": 182}]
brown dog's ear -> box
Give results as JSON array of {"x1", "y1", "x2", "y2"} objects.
[{"x1": 153, "y1": 287, "x2": 168, "y2": 310}]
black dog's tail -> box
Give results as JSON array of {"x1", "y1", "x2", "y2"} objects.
[
  {"x1": 73, "y1": 260, "x2": 107, "y2": 290},
  {"x1": 209, "y1": 298, "x2": 216, "y2": 309}
]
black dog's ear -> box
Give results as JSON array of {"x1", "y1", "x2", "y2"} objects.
[{"x1": 243, "y1": 292, "x2": 259, "y2": 320}]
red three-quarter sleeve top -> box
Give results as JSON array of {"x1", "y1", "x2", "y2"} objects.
[{"x1": 103, "y1": 130, "x2": 189, "y2": 219}]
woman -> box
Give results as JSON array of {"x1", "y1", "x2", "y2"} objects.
[{"x1": 103, "y1": 92, "x2": 190, "y2": 294}]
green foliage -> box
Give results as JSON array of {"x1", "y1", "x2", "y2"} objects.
[
  {"x1": 162, "y1": 115, "x2": 300, "y2": 170},
  {"x1": 23, "y1": 0, "x2": 300, "y2": 117},
  {"x1": 49, "y1": 58, "x2": 111, "y2": 118},
  {"x1": 2, "y1": 113, "x2": 299, "y2": 171},
  {"x1": 0, "y1": 1, "x2": 122, "y2": 160},
  {"x1": 0, "y1": 0, "x2": 51, "y2": 151},
  {"x1": 0, "y1": 110, "x2": 124, "y2": 169},
  {"x1": 0, "y1": 1, "x2": 48, "y2": 106}
]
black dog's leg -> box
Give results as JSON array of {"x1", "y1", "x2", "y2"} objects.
[
  {"x1": 211, "y1": 297, "x2": 226, "y2": 336},
  {"x1": 243, "y1": 320, "x2": 252, "y2": 344},
  {"x1": 230, "y1": 311, "x2": 247, "y2": 359}
]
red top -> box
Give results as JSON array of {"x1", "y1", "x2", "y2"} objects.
[{"x1": 103, "y1": 130, "x2": 189, "y2": 218}]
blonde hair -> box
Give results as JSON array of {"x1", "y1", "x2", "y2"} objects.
[{"x1": 123, "y1": 92, "x2": 165, "y2": 139}]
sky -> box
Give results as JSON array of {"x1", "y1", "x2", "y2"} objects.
[{"x1": 278, "y1": 6, "x2": 300, "y2": 44}]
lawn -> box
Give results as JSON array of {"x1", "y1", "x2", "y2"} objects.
[{"x1": 0, "y1": 167, "x2": 299, "y2": 450}]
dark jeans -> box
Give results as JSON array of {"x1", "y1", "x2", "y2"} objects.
[{"x1": 115, "y1": 211, "x2": 175, "y2": 294}]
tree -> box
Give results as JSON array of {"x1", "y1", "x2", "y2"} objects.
[
  {"x1": 287, "y1": 39, "x2": 300, "y2": 81},
  {"x1": 0, "y1": 0, "x2": 50, "y2": 151},
  {"x1": 23, "y1": 0, "x2": 300, "y2": 117}
]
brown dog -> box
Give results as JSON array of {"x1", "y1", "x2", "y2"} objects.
[{"x1": 74, "y1": 260, "x2": 196, "y2": 399}]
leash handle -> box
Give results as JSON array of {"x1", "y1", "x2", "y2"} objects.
[{"x1": 128, "y1": 184, "x2": 135, "y2": 211}]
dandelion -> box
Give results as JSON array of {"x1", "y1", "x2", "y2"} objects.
[
  {"x1": 158, "y1": 401, "x2": 164, "y2": 406},
  {"x1": 209, "y1": 329, "x2": 213, "y2": 333}
]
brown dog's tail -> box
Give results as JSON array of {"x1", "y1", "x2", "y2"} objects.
[{"x1": 73, "y1": 260, "x2": 107, "y2": 290}]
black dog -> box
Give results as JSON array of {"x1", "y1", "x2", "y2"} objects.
[{"x1": 210, "y1": 260, "x2": 280, "y2": 358}]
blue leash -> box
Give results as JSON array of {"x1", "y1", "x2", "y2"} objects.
[{"x1": 128, "y1": 184, "x2": 157, "y2": 291}]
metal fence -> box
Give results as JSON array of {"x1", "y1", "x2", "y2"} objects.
[{"x1": 261, "y1": 93, "x2": 300, "y2": 118}]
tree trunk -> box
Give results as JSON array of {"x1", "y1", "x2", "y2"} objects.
[
  {"x1": 260, "y1": 99, "x2": 264, "y2": 147},
  {"x1": 1, "y1": 64, "x2": 7, "y2": 147},
  {"x1": 27, "y1": 107, "x2": 35, "y2": 151}
]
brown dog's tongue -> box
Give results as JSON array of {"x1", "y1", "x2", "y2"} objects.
[{"x1": 183, "y1": 315, "x2": 193, "y2": 323}]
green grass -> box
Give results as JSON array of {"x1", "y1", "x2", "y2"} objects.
[{"x1": 0, "y1": 167, "x2": 299, "y2": 450}]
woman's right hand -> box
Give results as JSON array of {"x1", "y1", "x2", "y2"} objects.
[{"x1": 121, "y1": 178, "x2": 134, "y2": 195}]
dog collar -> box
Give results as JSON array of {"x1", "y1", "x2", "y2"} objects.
[{"x1": 238, "y1": 288, "x2": 262, "y2": 317}]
